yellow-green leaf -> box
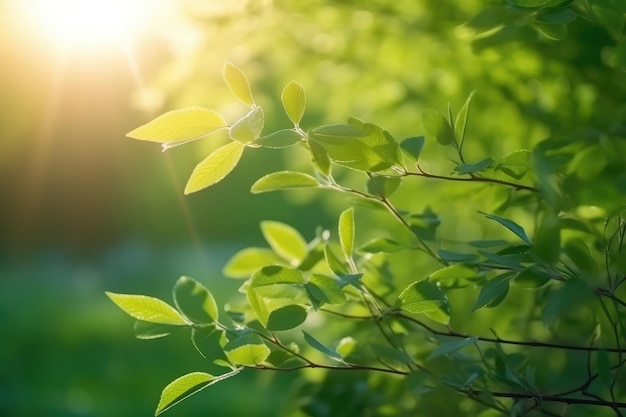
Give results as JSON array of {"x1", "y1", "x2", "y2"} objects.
[
  {"x1": 224, "y1": 332, "x2": 270, "y2": 365},
  {"x1": 223, "y1": 62, "x2": 254, "y2": 106},
  {"x1": 223, "y1": 247, "x2": 285, "y2": 278},
  {"x1": 338, "y1": 208, "x2": 354, "y2": 259},
  {"x1": 281, "y1": 81, "x2": 306, "y2": 126},
  {"x1": 105, "y1": 292, "x2": 188, "y2": 325},
  {"x1": 229, "y1": 107, "x2": 264, "y2": 143},
  {"x1": 184, "y1": 141, "x2": 245, "y2": 194},
  {"x1": 126, "y1": 107, "x2": 227, "y2": 145},
  {"x1": 260, "y1": 221, "x2": 308, "y2": 265},
  {"x1": 250, "y1": 171, "x2": 319, "y2": 194}
]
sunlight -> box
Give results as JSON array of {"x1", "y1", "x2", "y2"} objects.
[{"x1": 19, "y1": 0, "x2": 163, "y2": 49}]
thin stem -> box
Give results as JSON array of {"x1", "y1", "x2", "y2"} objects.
[{"x1": 406, "y1": 165, "x2": 540, "y2": 193}]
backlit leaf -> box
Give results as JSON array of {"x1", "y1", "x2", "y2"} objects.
[
  {"x1": 454, "y1": 158, "x2": 492, "y2": 175},
  {"x1": 423, "y1": 110, "x2": 455, "y2": 146},
  {"x1": 308, "y1": 140, "x2": 331, "y2": 176},
  {"x1": 399, "y1": 136, "x2": 425, "y2": 162},
  {"x1": 532, "y1": 213, "x2": 561, "y2": 263},
  {"x1": 173, "y1": 276, "x2": 218, "y2": 323},
  {"x1": 281, "y1": 81, "x2": 306, "y2": 126},
  {"x1": 224, "y1": 332, "x2": 270, "y2": 365},
  {"x1": 261, "y1": 221, "x2": 308, "y2": 264},
  {"x1": 480, "y1": 212, "x2": 532, "y2": 244},
  {"x1": 302, "y1": 330, "x2": 344, "y2": 361},
  {"x1": 251, "y1": 171, "x2": 319, "y2": 194},
  {"x1": 184, "y1": 141, "x2": 245, "y2": 194},
  {"x1": 358, "y1": 237, "x2": 404, "y2": 253},
  {"x1": 429, "y1": 337, "x2": 478, "y2": 359},
  {"x1": 126, "y1": 107, "x2": 227, "y2": 145},
  {"x1": 338, "y1": 207, "x2": 354, "y2": 258},
  {"x1": 223, "y1": 248, "x2": 285, "y2": 278},
  {"x1": 397, "y1": 280, "x2": 450, "y2": 324},
  {"x1": 223, "y1": 62, "x2": 254, "y2": 105},
  {"x1": 106, "y1": 292, "x2": 188, "y2": 325},
  {"x1": 255, "y1": 129, "x2": 304, "y2": 148},
  {"x1": 229, "y1": 107, "x2": 264, "y2": 143}
]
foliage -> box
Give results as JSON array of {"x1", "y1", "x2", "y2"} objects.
[{"x1": 111, "y1": 0, "x2": 626, "y2": 416}]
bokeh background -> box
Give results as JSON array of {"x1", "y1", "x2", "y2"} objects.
[{"x1": 1, "y1": 0, "x2": 624, "y2": 416}]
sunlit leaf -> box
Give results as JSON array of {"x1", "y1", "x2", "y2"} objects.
[
  {"x1": 597, "y1": 350, "x2": 612, "y2": 388},
  {"x1": 514, "y1": 266, "x2": 552, "y2": 288},
  {"x1": 564, "y1": 238, "x2": 598, "y2": 274},
  {"x1": 613, "y1": 39, "x2": 626, "y2": 71},
  {"x1": 302, "y1": 330, "x2": 344, "y2": 362},
  {"x1": 423, "y1": 110, "x2": 455, "y2": 146},
  {"x1": 261, "y1": 221, "x2": 308, "y2": 264},
  {"x1": 266, "y1": 305, "x2": 308, "y2": 331},
  {"x1": 397, "y1": 280, "x2": 450, "y2": 324},
  {"x1": 184, "y1": 141, "x2": 245, "y2": 194},
  {"x1": 223, "y1": 62, "x2": 254, "y2": 105},
  {"x1": 106, "y1": 292, "x2": 188, "y2": 325},
  {"x1": 223, "y1": 248, "x2": 285, "y2": 278},
  {"x1": 366, "y1": 175, "x2": 401, "y2": 198},
  {"x1": 251, "y1": 171, "x2": 319, "y2": 194},
  {"x1": 224, "y1": 332, "x2": 271, "y2": 365},
  {"x1": 465, "y1": 6, "x2": 511, "y2": 32},
  {"x1": 308, "y1": 140, "x2": 331, "y2": 176},
  {"x1": 338, "y1": 207, "x2": 354, "y2": 259},
  {"x1": 229, "y1": 107, "x2": 264, "y2": 143},
  {"x1": 305, "y1": 273, "x2": 347, "y2": 307},
  {"x1": 281, "y1": 81, "x2": 306, "y2": 126},
  {"x1": 480, "y1": 212, "x2": 532, "y2": 244},
  {"x1": 497, "y1": 149, "x2": 531, "y2": 179},
  {"x1": 255, "y1": 129, "x2": 304, "y2": 148},
  {"x1": 173, "y1": 276, "x2": 218, "y2": 323},
  {"x1": 126, "y1": 107, "x2": 227, "y2": 145},
  {"x1": 324, "y1": 244, "x2": 350, "y2": 276},
  {"x1": 155, "y1": 372, "x2": 215, "y2": 415}
]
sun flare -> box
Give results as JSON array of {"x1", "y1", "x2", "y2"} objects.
[{"x1": 20, "y1": 0, "x2": 160, "y2": 49}]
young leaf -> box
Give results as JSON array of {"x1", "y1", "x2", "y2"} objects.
[
  {"x1": 250, "y1": 265, "x2": 305, "y2": 287},
  {"x1": 479, "y1": 212, "x2": 532, "y2": 245},
  {"x1": 306, "y1": 274, "x2": 347, "y2": 307},
  {"x1": 399, "y1": 136, "x2": 425, "y2": 162},
  {"x1": 324, "y1": 244, "x2": 350, "y2": 276},
  {"x1": 366, "y1": 175, "x2": 402, "y2": 198},
  {"x1": 281, "y1": 80, "x2": 306, "y2": 126},
  {"x1": 336, "y1": 336, "x2": 356, "y2": 357},
  {"x1": 155, "y1": 370, "x2": 238, "y2": 416},
  {"x1": 497, "y1": 149, "x2": 530, "y2": 179},
  {"x1": 266, "y1": 305, "x2": 308, "y2": 331},
  {"x1": 338, "y1": 208, "x2": 354, "y2": 259},
  {"x1": 229, "y1": 107, "x2": 264, "y2": 143},
  {"x1": 251, "y1": 171, "x2": 319, "y2": 194},
  {"x1": 223, "y1": 247, "x2": 285, "y2": 278},
  {"x1": 429, "y1": 337, "x2": 478, "y2": 359},
  {"x1": 224, "y1": 332, "x2": 271, "y2": 365},
  {"x1": 191, "y1": 327, "x2": 230, "y2": 365},
  {"x1": 422, "y1": 110, "x2": 455, "y2": 146},
  {"x1": 397, "y1": 280, "x2": 450, "y2": 324},
  {"x1": 173, "y1": 276, "x2": 218, "y2": 324},
  {"x1": 134, "y1": 320, "x2": 180, "y2": 340},
  {"x1": 597, "y1": 350, "x2": 612, "y2": 389},
  {"x1": 223, "y1": 62, "x2": 254, "y2": 106},
  {"x1": 105, "y1": 292, "x2": 188, "y2": 325},
  {"x1": 454, "y1": 158, "x2": 492, "y2": 175},
  {"x1": 184, "y1": 141, "x2": 245, "y2": 194},
  {"x1": 302, "y1": 330, "x2": 344, "y2": 362},
  {"x1": 472, "y1": 274, "x2": 512, "y2": 312},
  {"x1": 308, "y1": 140, "x2": 331, "y2": 176},
  {"x1": 260, "y1": 221, "x2": 308, "y2": 265},
  {"x1": 255, "y1": 129, "x2": 304, "y2": 149},
  {"x1": 514, "y1": 266, "x2": 552, "y2": 288},
  {"x1": 126, "y1": 107, "x2": 227, "y2": 145}
]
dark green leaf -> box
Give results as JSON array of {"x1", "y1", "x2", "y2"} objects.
[
  {"x1": 106, "y1": 292, "x2": 189, "y2": 326},
  {"x1": 472, "y1": 274, "x2": 513, "y2": 312},
  {"x1": 429, "y1": 337, "x2": 478, "y2": 359},
  {"x1": 302, "y1": 330, "x2": 344, "y2": 361},
  {"x1": 423, "y1": 110, "x2": 455, "y2": 146},
  {"x1": 229, "y1": 107, "x2": 264, "y2": 143},
  {"x1": 261, "y1": 221, "x2": 308, "y2": 265},
  {"x1": 564, "y1": 238, "x2": 598, "y2": 274},
  {"x1": 224, "y1": 332, "x2": 271, "y2": 365},
  {"x1": 399, "y1": 136, "x2": 425, "y2": 161},
  {"x1": 535, "y1": 7, "x2": 577, "y2": 24},
  {"x1": 465, "y1": 6, "x2": 512, "y2": 32},
  {"x1": 480, "y1": 212, "x2": 532, "y2": 244},
  {"x1": 173, "y1": 276, "x2": 218, "y2": 323},
  {"x1": 410, "y1": 207, "x2": 441, "y2": 241},
  {"x1": 266, "y1": 305, "x2": 308, "y2": 331},
  {"x1": 597, "y1": 349, "x2": 612, "y2": 388},
  {"x1": 613, "y1": 38, "x2": 626, "y2": 71},
  {"x1": 223, "y1": 248, "x2": 285, "y2": 278}
]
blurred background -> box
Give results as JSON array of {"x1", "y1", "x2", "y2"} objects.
[{"x1": 1, "y1": 0, "x2": 624, "y2": 416}]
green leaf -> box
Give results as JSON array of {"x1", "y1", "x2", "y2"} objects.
[
  {"x1": 324, "y1": 244, "x2": 350, "y2": 276},
  {"x1": 106, "y1": 292, "x2": 188, "y2": 325},
  {"x1": 255, "y1": 129, "x2": 304, "y2": 149},
  {"x1": 422, "y1": 110, "x2": 455, "y2": 146},
  {"x1": 397, "y1": 280, "x2": 450, "y2": 324},
  {"x1": 305, "y1": 274, "x2": 347, "y2": 307},
  {"x1": 126, "y1": 107, "x2": 227, "y2": 147},
  {"x1": 336, "y1": 336, "x2": 356, "y2": 357},
  {"x1": 308, "y1": 140, "x2": 331, "y2": 176},
  {"x1": 184, "y1": 141, "x2": 245, "y2": 194},
  {"x1": 223, "y1": 62, "x2": 254, "y2": 106},
  {"x1": 251, "y1": 171, "x2": 319, "y2": 194},
  {"x1": 266, "y1": 305, "x2": 308, "y2": 331},
  {"x1": 366, "y1": 175, "x2": 402, "y2": 198},
  {"x1": 597, "y1": 350, "x2": 612, "y2": 388},
  {"x1": 133, "y1": 320, "x2": 180, "y2": 340},
  {"x1": 223, "y1": 247, "x2": 285, "y2": 279},
  {"x1": 229, "y1": 107, "x2": 264, "y2": 143},
  {"x1": 281, "y1": 81, "x2": 306, "y2": 126},
  {"x1": 535, "y1": 7, "x2": 577, "y2": 24},
  {"x1": 479, "y1": 212, "x2": 532, "y2": 244},
  {"x1": 410, "y1": 207, "x2": 441, "y2": 241},
  {"x1": 224, "y1": 332, "x2": 271, "y2": 365},
  {"x1": 429, "y1": 337, "x2": 478, "y2": 359},
  {"x1": 438, "y1": 250, "x2": 478, "y2": 263},
  {"x1": 191, "y1": 327, "x2": 230, "y2": 365},
  {"x1": 497, "y1": 149, "x2": 530, "y2": 179},
  {"x1": 454, "y1": 158, "x2": 492, "y2": 175},
  {"x1": 512, "y1": 0, "x2": 554, "y2": 7},
  {"x1": 156, "y1": 372, "x2": 216, "y2": 415},
  {"x1": 260, "y1": 221, "x2": 308, "y2": 264},
  {"x1": 399, "y1": 136, "x2": 425, "y2": 162},
  {"x1": 338, "y1": 208, "x2": 355, "y2": 259},
  {"x1": 173, "y1": 276, "x2": 218, "y2": 323},
  {"x1": 472, "y1": 274, "x2": 512, "y2": 312},
  {"x1": 514, "y1": 266, "x2": 552, "y2": 288},
  {"x1": 466, "y1": 6, "x2": 512, "y2": 32},
  {"x1": 564, "y1": 238, "x2": 598, "y2": 274},
  {"x1": 429, "y1": 264, "x2": 479, "y2": 285},
  {"x1": 532, "y1": 213, "x2": 561, "y2": 263},
  {"x1": 358, "y1": 237, "x2": 404, "y2": 253},
  {"x1": 302, "y1": 330, "x2": 344, "y2": 362},
  {"x1": 250, "y1": 265, "x2": 305, "y2": 287}
]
